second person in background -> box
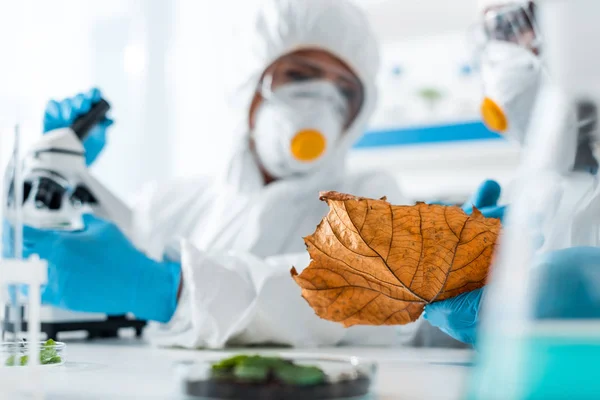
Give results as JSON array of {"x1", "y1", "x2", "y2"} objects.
[{"x1": 425, "y1": 0, "x2": 600, "y2": 344}]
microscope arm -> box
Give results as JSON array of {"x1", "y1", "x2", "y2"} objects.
[{"x1": 81, "y1": 173, "x2": 134, "y2": 240}]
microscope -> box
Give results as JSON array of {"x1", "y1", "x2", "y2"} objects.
[{"x1": 3, "y1": 99, "x2": 145, "y2": 339}]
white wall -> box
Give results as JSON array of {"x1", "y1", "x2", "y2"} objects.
[
  {"x1": 372, "y1": 32, "x2": 481, "y2": 129},
  {"x1": 169, "y1": 0, "x2": 261, "y2": 179},
  {"x1": 363, "y1": 0, "x2": 479, "y2": 43},
  {"x1": 0, "y1": 0, "x2": 175, "y2": 201}
]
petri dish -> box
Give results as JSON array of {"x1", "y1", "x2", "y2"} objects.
[
  {"x1": 1, "y1": 341, "x2": 66, "y2": 367},
  {"x1": 174, "y1": 354, "x2": 377, "y2": 400}
]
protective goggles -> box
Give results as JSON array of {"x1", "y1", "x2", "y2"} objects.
[
  {"x1": 472, "y1": 2, "x2": 541, "y2": 55},
  {"x1": 258, "y1": 54, "x2": 363, "y2": 122}
]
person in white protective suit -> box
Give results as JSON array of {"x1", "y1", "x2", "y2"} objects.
[
  {"x1": 477, "y1": 0, "x2": 600, "y2": 252},
  {"x1": 17, "y1": 0, "x2": 466, "y2": 349},
  {"x1": 139, "y1": 0, "x2": 423, "y2": 348},
  {"x1": 424, "y1": 0, "x2": 600, "y2": 345}
]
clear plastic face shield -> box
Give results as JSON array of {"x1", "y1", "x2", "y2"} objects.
[
  {"x1": 472, "y1": 2, "x2": 544, "y2": 141},
  {"x1": 478, "y1": 2, "x2": 541, "y2": 55},
  {"x1": 251, "y1": 53, "x2": 364, "y2": 178}
]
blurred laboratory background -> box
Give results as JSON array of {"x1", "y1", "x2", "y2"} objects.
[{"x1": 0, "y1": 0, "x2": 520, "y2": 204}]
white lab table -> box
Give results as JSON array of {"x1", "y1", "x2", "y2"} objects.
[{"x1": 0, "y1": 338, "x2": 474, "y2": 399}]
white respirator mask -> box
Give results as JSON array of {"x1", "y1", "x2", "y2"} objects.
[
  {"x1": 252, "y1": 80, "x2": 349, "y2": 179},
  {"x1": 480, "y1": 41, "x2": 543, "y2": 145}
]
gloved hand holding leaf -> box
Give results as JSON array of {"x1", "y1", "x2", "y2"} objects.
[{"x1": 291, "y1": 192, "x2": 502, "y2": 327}]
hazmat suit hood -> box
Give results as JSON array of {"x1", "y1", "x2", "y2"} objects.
[{"x1": 221, "y1": 0, "x2": 380, "y2": 193}]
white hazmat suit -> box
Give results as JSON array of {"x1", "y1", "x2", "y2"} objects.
[
  {"x1": 478, "y1": 0, "x2": 600, "y2": 253},
  {"x1": 132, "y1": 0, "x2": 416, "y2": 349}
]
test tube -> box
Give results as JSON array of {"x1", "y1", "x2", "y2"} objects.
[
  {"x1": 13, "y1": 125, "x2": 22, "y2": 261},
  {"x1": 1, "y1": 125, "x2": 24, "y2": 349},
  {"x1": 13, "y1": 125, "x2": 41, "y2": 367},
  {"x1": 13, "y1": 125, "x2": 23, "y2": 344},
  {"x1": 0, "y1": 123, "x2": 3, "y2": 341},
  {"x1": 0, "y1": 123, "x2": 5, "y2": 343}
]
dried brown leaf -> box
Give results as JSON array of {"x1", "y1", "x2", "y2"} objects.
[{"x1": 292, "y1": 191, "x2": 502, "y2": 327}]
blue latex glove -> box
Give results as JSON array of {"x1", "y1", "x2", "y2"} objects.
[
  {"x1": 423, "y1": 288, "x2": 484, "y2": 345},
  {"x1": 4, "y1": 215, "x2": 181, "y2": 323},
  {"x1": 462, "y1": 180, "x2": 506, "y2": 221},
  {"x1": 43, "y1": 88, "x2": 114, "y2": 166}
]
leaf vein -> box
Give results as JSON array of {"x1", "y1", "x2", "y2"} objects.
[
  {"x1": 430, "y1": 214, "x2": 469, "y2": 303},
  {"x1": 409, "y1": 208, "x2": 425, "y2": 288},
  {"x1": 341, "y1": 201, "x2": 426, "y2": 300},
  {"x1": 451, "y1": 245, "x2": 492, "y2": 273},
  {"x1": 306, "y1": 239, "x2": 426, "y2": 301}
]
